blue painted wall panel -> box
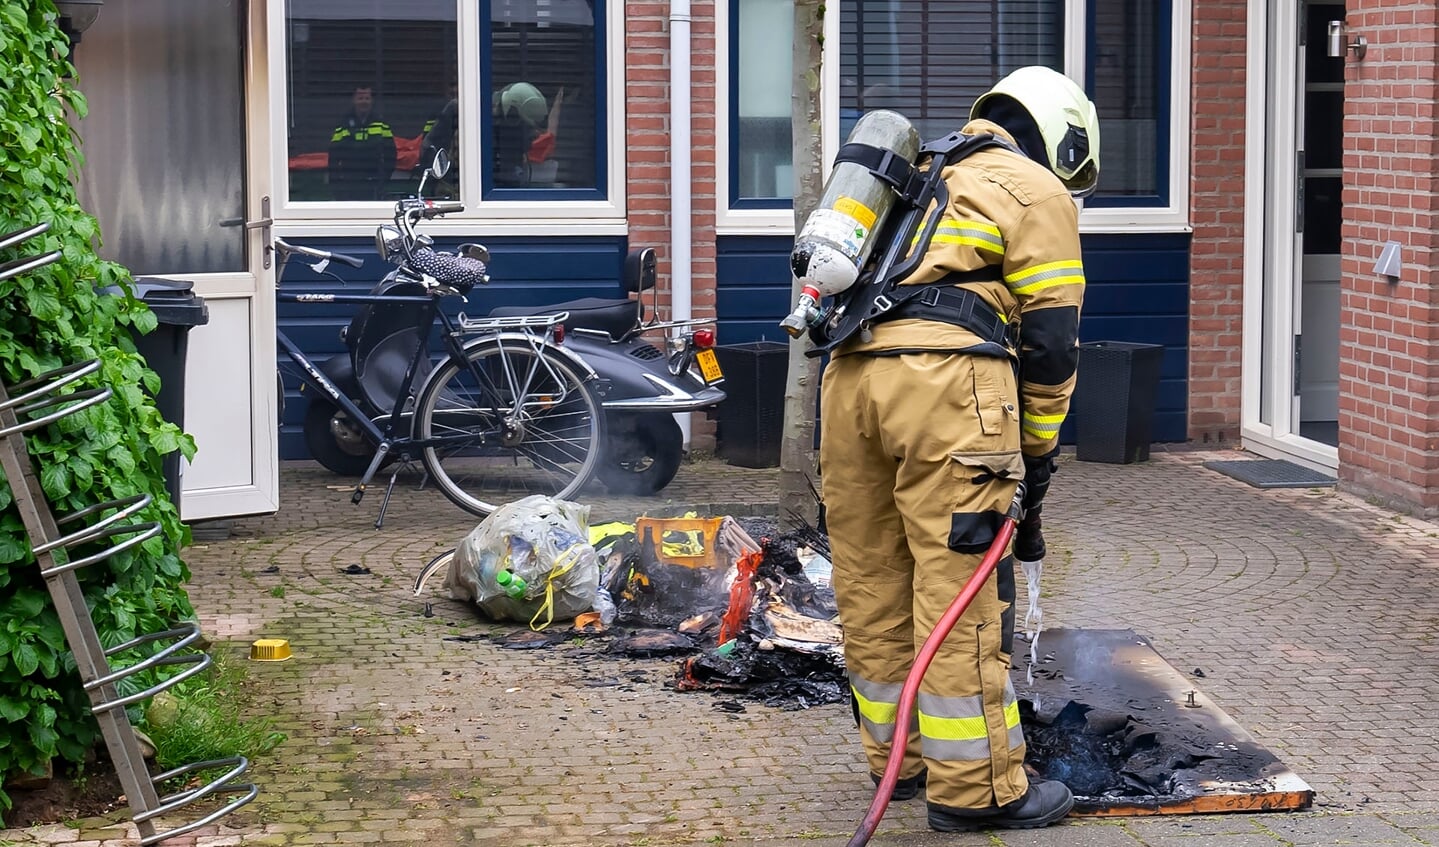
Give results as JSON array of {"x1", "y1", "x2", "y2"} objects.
[
  {"x1": 714, "y1": 232, "x2": 1192, "y2": 444},
  {"x1": 276, "y1": 235, "x2": 628, "y2": 459}
]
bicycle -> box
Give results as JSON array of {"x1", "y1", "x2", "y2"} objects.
[{"x1": 273, "y1": 162, "x2": 606, "y2": 528}]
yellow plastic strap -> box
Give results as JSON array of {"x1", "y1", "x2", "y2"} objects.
[{"x1": 529, "y1": 543, "x2": 586, "y2": 631}]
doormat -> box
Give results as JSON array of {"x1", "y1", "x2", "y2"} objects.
[
  {"x1": 1018, "y1": 628, "x2": 1314, "y2": 816},
  {"x1": 1202, "y1": 459, "x2": 1337, "y2": 489}
]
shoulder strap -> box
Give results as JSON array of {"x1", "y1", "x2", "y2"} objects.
[{"x1": 806, "y1": 132, "x2": 1020, "y2": 357}]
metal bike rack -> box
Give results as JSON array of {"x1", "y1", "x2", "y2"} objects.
[{"x1": 0, "y1": 226, "x2": 256, "y2": 844}]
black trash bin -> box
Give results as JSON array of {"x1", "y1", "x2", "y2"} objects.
[
  {"x1": 1072, "y1": 341, "x2": 1163, "y2": 464},
  {"x1": 127, "y1": 278, "x2": 209, "y2": 506},
  {"x1": 713, "y1": 341, "x2": 788, "y2": 468}
]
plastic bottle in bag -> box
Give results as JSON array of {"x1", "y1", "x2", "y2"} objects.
[
  {"x1": 593, "y1": 586, "x2": 617, "y2": 626},
  {"x1": 495, "y1": 569, "x2": 528, "y2": 599}
]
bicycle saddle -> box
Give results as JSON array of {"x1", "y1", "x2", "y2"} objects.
[
  {"x1": 410, "y1": 247, "x2": 489, "y2": 292},
  {"x1": 488, "y1": 297, "x2": 640, "y2": 340}
]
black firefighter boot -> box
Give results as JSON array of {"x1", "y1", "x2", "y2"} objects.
[{"x1": 927, "y1": 779, "x2": 1074, "y2": 832}]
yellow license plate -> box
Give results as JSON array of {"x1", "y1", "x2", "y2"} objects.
[{"x1": 696, "y1": 348, "x2": 724, "y2": 384}]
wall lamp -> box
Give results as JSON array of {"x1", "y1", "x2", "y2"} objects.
[
  {"x1": 1327, "y1": 20, "x2": 1367, "y2": 60},
  {"x1": 55, "y1": 0, "x2": 103, "y2": 47}
]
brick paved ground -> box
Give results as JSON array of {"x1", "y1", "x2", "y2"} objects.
[{"x1": 5, "y1": 449, "x2": 1439, "y2": 847}]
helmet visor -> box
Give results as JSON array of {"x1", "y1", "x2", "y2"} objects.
[{"x1": 1064, "y1": 160, "x2": 1099, "y2": 198}]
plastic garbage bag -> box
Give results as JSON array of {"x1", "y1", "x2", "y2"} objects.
[{"x1": 445, "y1": 495, "x2": 600, "y2": 630}]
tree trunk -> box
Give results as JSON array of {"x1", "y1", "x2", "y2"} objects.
[{"x1": 777, "y1": 0, "x2": 826, "y2": 524}]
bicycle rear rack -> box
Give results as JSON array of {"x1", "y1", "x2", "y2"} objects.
[{"x1": 0, "y1": 226, "x2": 256, "y2": 844}]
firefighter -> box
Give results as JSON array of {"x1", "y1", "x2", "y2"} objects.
[
  {"x1": 492, "y1": 81, "x2": 565, "y2": 187},
  {"x1": 819, "y1": 66, "x2": 1099, "y2": 831},
  {"x1": 328, "y1": 85, "x2": 397, "y2": 201}
]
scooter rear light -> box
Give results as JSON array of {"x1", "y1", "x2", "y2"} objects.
[
  {"x1": 693, "y1": 328, "x2": 716, "y2": 349},
  {"x1": 553, "y1": 324, "x2": 565, "y2": 344}
]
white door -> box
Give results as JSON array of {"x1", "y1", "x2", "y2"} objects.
[
  {"x1": 1241, "y1": 0, "x2": 1342, "y2": 472},
  {"x1": 73, "y1": 0, "x2": 278, "y2": 521},
  {"x1": 1296, "y1": 2, "x2": 1344, "y2": 446}
]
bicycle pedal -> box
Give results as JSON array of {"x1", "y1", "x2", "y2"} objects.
[{"x1": 351, "y1": 486, "x2": 366, "y2": 505}]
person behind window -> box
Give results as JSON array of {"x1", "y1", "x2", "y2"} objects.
[
  {"x1": 420, "y1": 80, "x2": 460, "y2": 181},
  {"x1": 492, "y1": 82, "x2": 564, "y2": 187},
  {"x1": 328, "y1": 85, "x2": 397, "y2": 201}
]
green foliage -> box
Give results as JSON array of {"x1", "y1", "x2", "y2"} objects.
[
  {"x1": 141, "y1": 651, "x2": 285, "y2": 775},
  {"x1": 0, "y1": 0, "x2": 198, "y2": 812}
]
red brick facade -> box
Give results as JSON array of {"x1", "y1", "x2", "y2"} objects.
[
  {"x1": 624, "y1": 0, "x2": 720, "y2": 447},
  {"x1": 1339, "y1": 3, "x2": 1439, "y2": 514},
  {"x1": 1187, "y1": 0, "x2": 1248, "y2": 447}
]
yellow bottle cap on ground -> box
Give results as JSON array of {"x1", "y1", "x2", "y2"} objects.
[{"x1": 250, "y1": 638, "x2": 292, "y2": 662}]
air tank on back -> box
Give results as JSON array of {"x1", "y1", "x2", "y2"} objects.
[{"x1": 780, "y1": 109, "x2": 922, "y2": 336}]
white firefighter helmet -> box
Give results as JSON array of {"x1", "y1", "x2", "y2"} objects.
[
  {"x1": 495, "y1": 82, "x2": 548, "y2": 126},
  {"x1": 972, "y1": 66, "x2": 1101, "y2": 197}
]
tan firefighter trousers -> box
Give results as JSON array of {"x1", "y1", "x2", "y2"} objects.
[{"x1": 820, "y1": 350, "x2": 1027, "y2": 811}]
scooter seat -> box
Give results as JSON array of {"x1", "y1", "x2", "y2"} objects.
[{"x1": 488, "y1": 297, "x2": 639, "y2": 340}]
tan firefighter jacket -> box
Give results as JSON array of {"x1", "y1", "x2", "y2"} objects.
[{"x1": 834, "y1": 119, "x2": 1085, "y2": 459}]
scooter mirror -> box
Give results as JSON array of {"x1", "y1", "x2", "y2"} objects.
[{"x1": 430, "y1": 149, "x2": 452, "y2": 180}]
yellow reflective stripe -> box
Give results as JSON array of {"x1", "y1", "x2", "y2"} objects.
[
  {"x1": 331, "y1": 127, "x2": 350, "y2": 142},
  {"x1": 913, "y1": 219, "x2": 1004, "y2": 255},
  {"x1": 852, "y1": 685, "x2": 899, "y2": 726},
  {"x1": 931, "y1": 233, "x2": 1006, "y2": 255},
  {"x1": 916, "y1": 699, "x2": 1020, "y2": 741},
  {"x1": 1023, "y1": 411, "x2": 1066, "y2": 439},
  {"x1": 368, "y1": 123, "x2": 394, "y2": 138},
  {"x1": 1005, "y1": 260, "x2": 1085, "y2": 295}
]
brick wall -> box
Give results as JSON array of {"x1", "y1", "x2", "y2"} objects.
[
  {"x1": 1187, "y1": 0, "x2": 1248, "y2": 445},
  {"x1": 625, "y1": 0, "x2": 719, "y2": 448},
  {"x1": 1339, "y1": 3, "x2": 1439, "y2": 516}
]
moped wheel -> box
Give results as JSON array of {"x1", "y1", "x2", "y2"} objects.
[
  {"x1": 413, "y1": 340, "x2": 604, "y2": 516},
  {"x1": 597, "y1": 413, "x2": 684, "y2": 495},
  {"x1": 303, "y1": 397, "x2": 380, "y2": 477}
]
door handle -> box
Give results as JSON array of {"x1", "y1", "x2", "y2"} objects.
[
  {"x1": 218, "y1": 196, "x2": 274, "y2": 268},
  {"x1": 219, "y1": 217, "x2": 274, "y2": 230}
]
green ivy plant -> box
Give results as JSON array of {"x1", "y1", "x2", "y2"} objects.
[{"x1": 0, "y1": 0, "x2": 197, "y2": 815}]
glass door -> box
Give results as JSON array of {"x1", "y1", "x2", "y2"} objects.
[{"x1": 75, "y1": 0, "x2": 278, "y2": 520}]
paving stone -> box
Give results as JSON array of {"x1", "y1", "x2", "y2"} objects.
[{"x1": 6, "y1": 453, "x2": 1439, "y2": 847}]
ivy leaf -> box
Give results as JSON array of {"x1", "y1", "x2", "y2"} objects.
[
  {"x1": 1, "y1": 4, "x2": 24, "y2": 32},
  {"x1": 0, "y1": 696, "x2": 30, "y2": 722},
  {"x1": 23, "y1": 285, "x2": 62, "y2": 320},
  {"x1": 150, "y1": 426, "x2": 181, "y2": 455},
  {"x1": 10, "y1": 589, "x2": 45, "y2": 620},
  {"x1": 13, "y1": 643, "x2": 39, "y2": 676},
  {"x1": 27, "y1": 721, "x2": 58, "y2": 755},
  {"x1": 39, "y1": 461, "x2": 71, "y2": 499}
]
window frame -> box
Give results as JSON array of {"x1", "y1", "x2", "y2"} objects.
[
  {"x1": 716, "y1": 0, "x2": 1191, "y2": 236},
  {"x1": 268, "y1": 0, "x2": 628, "y2": 234}
]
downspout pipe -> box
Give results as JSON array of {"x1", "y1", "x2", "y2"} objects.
[{"x1": 670, "y1": 0, "x2": 693, "y2": 445}]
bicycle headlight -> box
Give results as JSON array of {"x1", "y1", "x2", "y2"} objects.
[{"x1": 374, "y1": 225, "x2": 403, "y2": 261}]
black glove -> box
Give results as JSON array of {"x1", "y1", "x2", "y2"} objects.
[{"x1": 1014, "y1": 451, "x2": 1058, "y2": 562}]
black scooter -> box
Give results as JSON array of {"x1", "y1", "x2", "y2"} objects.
[{"x1": 303, "y1": 161, "x2": 726, "y2": 495}]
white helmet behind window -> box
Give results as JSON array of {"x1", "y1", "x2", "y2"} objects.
[
  {"x1": 971, "y1": 66, "x2": 1101, "y2": 197},
  {"x1": 495, "y1": 82, "x2": 549, "y2": 127}
]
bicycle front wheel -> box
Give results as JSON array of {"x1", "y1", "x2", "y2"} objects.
[{"x1": 413, "y1": 339, "x2": 604, "y2": 516}]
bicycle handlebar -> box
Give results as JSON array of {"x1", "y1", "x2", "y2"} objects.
[
  {"x1": 273, "y1": 237, "x2": 364, "y2": 268},
  {"x1": 420, "y1": 201, "x2": 465, "y2": 219}
]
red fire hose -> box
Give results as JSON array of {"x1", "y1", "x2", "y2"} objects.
[{"x1": 846, "y1": 488, "x2": 1026, "y2": 847}]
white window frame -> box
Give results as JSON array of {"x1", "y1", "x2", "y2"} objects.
[
  {"x1": 267, "y1": 0, "x2": 628, "y2": 238},
  {"x1": 716, "y1": 0, "x2": 1192, "y2": 237}
]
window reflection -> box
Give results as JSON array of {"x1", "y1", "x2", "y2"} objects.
[
  {"x1": 487, "y1": 0, "x2": 600, "y2": 192},
  {"x1": 284, "y1": 0, "x2": 459, "y2": 202}
]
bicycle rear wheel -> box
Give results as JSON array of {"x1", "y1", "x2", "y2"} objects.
[{"x1": 413, "y1": 338, "x2": 604, "y2": 516}]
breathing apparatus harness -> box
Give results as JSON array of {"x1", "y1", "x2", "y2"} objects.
[{"x1": 807, "y1": 131, "x2": 1020, "y2": 358}]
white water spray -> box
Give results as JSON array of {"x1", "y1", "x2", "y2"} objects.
[{"x1": 1018, "y1": 557, "x2": 1044, "y2": 713}]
